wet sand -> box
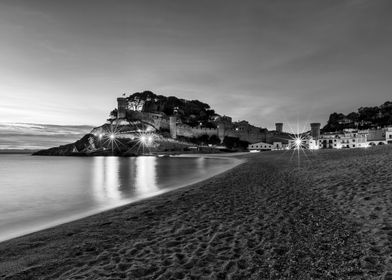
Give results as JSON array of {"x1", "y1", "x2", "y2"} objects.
[{"x1": 1, "y1": 146, "x2": 392, "y2": 279}]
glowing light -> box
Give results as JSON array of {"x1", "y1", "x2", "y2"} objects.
[
  {"x1": 294, "y1": 138, "x2": 302, "y2": 148},
  {"x1": 99, "y1": 123, "x2": 127, "y2": 153},
  {"x1": 135, "y1": 133, "x2": 157, "y2": 154}
]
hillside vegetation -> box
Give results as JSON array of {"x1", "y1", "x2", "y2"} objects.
[{"x1": 323, "y1": 101, "x2": 392, "y2": 132}]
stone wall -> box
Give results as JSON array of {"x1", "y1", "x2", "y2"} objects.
[
  {"x1": 126, "y1": 110, "x2": 170, "y2": 131},
  {"x1": 176, "y1": 124, "x2": 218, "y2": 138},
  {"x1": 120, "y1": 109, "x2": 269, "y2": 144}
]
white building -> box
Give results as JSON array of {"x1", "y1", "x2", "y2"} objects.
[
  {"x1": 320, "y1": 130, "x2": 368, "y2": 149},
  {"x1": 248, "y1": 142, "x2": 273, "y2": 151},
  {"x1": 319, "y1": 128, "x2": 392, "y2": 149},
  {"x1": 386, "y1": 127, "x2": 392, "y2": 144},
  {"x1": 272, "y1": 142, "x2": 284, "y2": 150}
]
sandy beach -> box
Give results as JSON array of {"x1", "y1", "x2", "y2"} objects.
[{"x1": 1, "y1": 146, "x2": 392, "y2": 279}]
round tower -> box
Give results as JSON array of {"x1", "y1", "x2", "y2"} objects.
[
  {"x1": 218, "y1": 123, "x2": 225, "y2": 143},
  {"x1": 117, "y1": 97, "x2": 127, "y2": 119},
  {"x1": 310, "y1": 123, "x2": 321, "y2": 140},
  {"x1": 169, "y1": 116, "x2": 177, "y2": 139},
  {"x1": 275, "y1": 123, "x2": 283, "y2": 133}
]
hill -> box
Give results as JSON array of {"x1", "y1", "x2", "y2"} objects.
[
  {"x1": 113, "y1": 91, "x2": 218, "y2": 128},
  {"x1": 323, "y1": 101, "x2": 392, "y2": 132}
]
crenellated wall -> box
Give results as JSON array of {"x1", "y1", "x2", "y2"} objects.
[
  {"x1": 117, "y1": 105, "x2": 269, "y2": 144},
  {"x1": 176, "y1": 124, "x2": 218, "y2": 138}
]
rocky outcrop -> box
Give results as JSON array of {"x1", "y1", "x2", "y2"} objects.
[{"x1": 33, "y1": 134, "x2": 98, "y2": 156}]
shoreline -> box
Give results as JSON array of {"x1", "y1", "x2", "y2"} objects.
[
  {"x1": 0, "y1": 154, "x2": 246, "y2": 244},
  {"x1": 1, "y1": 147, "x2": 391, "y2": 278}
]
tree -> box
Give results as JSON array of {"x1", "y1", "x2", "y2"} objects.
[
  {"x1": 109, "y1": 108, "x2": 118, "y2": 118},
  {"x1": 209, "y1": 135, "x2": 221, "y2": 145}
]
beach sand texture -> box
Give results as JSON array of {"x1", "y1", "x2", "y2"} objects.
[{"x1": 1, "y1": 146, "x2": 392, "y2": 279}]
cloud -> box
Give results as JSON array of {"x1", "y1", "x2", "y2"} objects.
[{"x1": 0, "y1": 122, "x2": 94, "y2": 150}]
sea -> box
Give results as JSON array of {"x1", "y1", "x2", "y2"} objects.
[{"x1": 0, "y1": 154, "x2": 239, "y2": 242}]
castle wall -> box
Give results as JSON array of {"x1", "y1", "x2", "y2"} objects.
[
  {"x1": 119, "y1": 108, "x2": 269, "y2": 144},
  {"x1": 234, "y1": 131, "x2": 265, "y2": 143},
  {"x1": 127, "y1": 110, "x2": 170, "y2": 130},
  {"x1": 175, "y1": 125, "x2": 268, "y2": 144},
  {"x1": 176, "y1": 125, "x2": 218, "y2": 138}
]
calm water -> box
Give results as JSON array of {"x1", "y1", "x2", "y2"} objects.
[{"x1": 0, "y1": 155, "x2": 239, "y2": 242}]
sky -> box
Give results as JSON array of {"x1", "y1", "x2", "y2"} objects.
[
  {"x1": 1, "y1": 0, "x2": 392, "y2": 148},
  {"x1": 0, "y1": 123, "x2": 93, "y2": 150}
]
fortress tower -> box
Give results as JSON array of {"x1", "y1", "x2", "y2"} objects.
[
  {"x1": 117, "y1": 97, "x2": 127, "y2": 119},
  {"x1": 218, "y1": 123, "x2": 225, "y2": 143},
  {"x1": 275, "y1": 123, "x2": 283, "y2": 133},
  {"x1": 169, "y1": 116, "x2": 177, "y2": 139},
  {"x1": 310, "y1": 123, "x2": 321, "y2": 140}
]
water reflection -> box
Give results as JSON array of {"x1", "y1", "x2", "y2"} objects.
[
  {"x1": 92, "y1": 156, "x2": 158, "y2": 204},
  {"x1": 134, "y1": 156, "x2": 158, "y2": 195},
  {"x1": 93, "y1": 157, "x2": 121, "y2": 203}
]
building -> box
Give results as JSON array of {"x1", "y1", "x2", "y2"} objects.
[
  {"x1": 318, "y1": 128, "x2": 392, "y2": 149},
  {"x1": 367, "y1": 128, "x2": 389, "y2": 146},
  {"x1": 248, "y1": 142, "x2": 273, "y2": 151},
  {"x1": 386, "y1": 127, "x2": 392, "y2": 144},
  {"x1": 320, "y1": 130, "x2": 367, "y2": 149}
]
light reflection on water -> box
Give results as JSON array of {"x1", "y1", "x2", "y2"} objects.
[
  {"x1": 93, "y1": 156, "x2": 121, "y2": 203},
  {"x1": 0, "y1": 155, "x2": 239, "y2": 242},
  {"x1": 93, "y1": 156, "x2": 159, "y2": 203},
  {"x1": 134, "y1": 156, "x2": 158, "y2": 196}
]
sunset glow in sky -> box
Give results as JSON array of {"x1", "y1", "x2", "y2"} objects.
[{"x1": 1, "y1": 0, "x2": 392, "y2": 148}]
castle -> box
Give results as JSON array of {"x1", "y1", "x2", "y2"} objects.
[{"x1": 116, "y1": 96, "x2": 277, "y2": 144}]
